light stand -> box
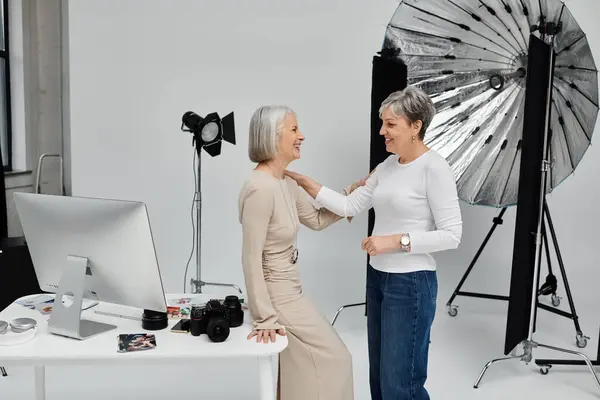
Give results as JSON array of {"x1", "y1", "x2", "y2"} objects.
[
  {"x1": 190, "y1": 156, "x2": 242, "y2": 295},
  {"x1": 181, "y1": 111, "x2": 242, "y2": 295},
  {"x1": 473, "y1": 30, "x2": 600, "y2": 393},
  {"x1": 446, "y1": 49, "x2": 588, "y2": 349},
  {"x1": 446, "y1": 203, "x2": 588, "y2": 348}
]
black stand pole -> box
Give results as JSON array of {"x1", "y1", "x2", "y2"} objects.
[
  {"x1": 446, "y1": 200, "x2": 588, "y2": 348},
  {"x1": 446, "y1": 207, "x2": 508, "y2": 314},
  {"x1": 541, "y1": 201, "x2": 586, "y2": 346}
]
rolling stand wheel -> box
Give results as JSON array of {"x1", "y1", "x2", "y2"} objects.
[
  {"x1": 447, "y1": 305, "x2": 458, "y2": 317},
  {"x1": 0, "y1": 367, "x2": 7, "y2": 377},
  {"x1": 540, "y1": 365, "x2": 552, "y2": 375},
  {"x1": 551, "y1": 294, "x2": 561, "y2": 307},
  {"x1": 576, "y1": 333, "x2": 589, "y2": 348}
]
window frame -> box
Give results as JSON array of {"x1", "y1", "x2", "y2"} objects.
[{"x1": 1, "y1": 0, "x2": 12, "y2": 172}]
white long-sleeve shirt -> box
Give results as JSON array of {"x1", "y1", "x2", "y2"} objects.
[{"x1": 316, "y1": 150, "x2": 463, "y2": 273}]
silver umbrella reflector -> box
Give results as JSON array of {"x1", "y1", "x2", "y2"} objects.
[{"x1": 382, "y1": 0, "x2": 598, "y2": 207}]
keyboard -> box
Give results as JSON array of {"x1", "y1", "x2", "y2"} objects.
[{"x1": 93, "y1": 303, "x2": 143, "y2": 321}]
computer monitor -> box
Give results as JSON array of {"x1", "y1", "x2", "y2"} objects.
[{"x1": 13, "y1": 192, "x2": 168, "y2": 340}]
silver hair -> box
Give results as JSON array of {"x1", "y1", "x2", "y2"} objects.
[
  {"x1": 248, "y1": 105, "x2": 296, "y2": 163},
  {"x1": 379, "y1": 86, "x2": 436, "y2": 140}
]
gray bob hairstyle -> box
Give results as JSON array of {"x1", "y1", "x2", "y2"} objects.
[
  {"x1": 379, "y1": 86, "x2": 436, "y2": 140},
  {"x1": 248, "y1": 105, "x2": 296, "y2": 163}
]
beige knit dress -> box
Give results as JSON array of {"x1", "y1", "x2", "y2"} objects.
[{"x1": 238, "y1": 170, "x2": 354, "y2": 400}]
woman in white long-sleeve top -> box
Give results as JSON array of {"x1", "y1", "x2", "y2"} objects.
[{"x1": 285, "y1": 86, "x2": 463, "y2": 400}]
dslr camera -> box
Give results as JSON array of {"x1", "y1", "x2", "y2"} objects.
[{"x1": 190, "y1": 296, "x2": 244, "y2": 342}]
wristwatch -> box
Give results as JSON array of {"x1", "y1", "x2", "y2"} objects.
[{"x1": 399, "y1": 233, "x2": 411, "y2": 251}]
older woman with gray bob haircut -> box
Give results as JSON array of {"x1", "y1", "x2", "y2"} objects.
[
  {"x1": 286, "y1": 86, "x2": 463, "y2": 399},
  {"x1": 247, "y1": 106, "x2": 293, "y2": 163},
  {"x1": 238, "y1": 105, "x2": 356, "y2": 399}
]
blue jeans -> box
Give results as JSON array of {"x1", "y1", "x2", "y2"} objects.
[{"x1": 366, "y1": 264, "x2": 438, "y2": 400}]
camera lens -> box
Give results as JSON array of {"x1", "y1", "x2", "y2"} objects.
[
  {"x1": 223, "y1": 295, "x2": 240, "y2": 306},
  {"x1": 207, "y1": 317, "x2": 230, "y2": 342},
  {"x1": 223, "y1": 295, "x2": 244, "y2": 328}
]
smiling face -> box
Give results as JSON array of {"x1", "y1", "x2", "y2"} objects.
[
  {"x1": 379, "y1": 107, "x2": 422, "y2": 156},
  {"x1": 278, "y1": 112, "x2": 304, "y2": 163}
]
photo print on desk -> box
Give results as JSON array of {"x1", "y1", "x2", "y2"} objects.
[{"x1": 117, "y1": 333, "x2": 157, "y2": 353}]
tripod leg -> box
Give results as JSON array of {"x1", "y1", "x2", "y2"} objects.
[
  {"x1": 537, "y1": 342, "x2": 600, "y2": 392},
  {"x1": 447, "y1": 207, "x2": 507, "y2": 315},
  {"x1": 331, "y1": 302, "x2": 366, "y2": 325},
  {"x1": 473, "y1": 352, "x2": 524, "y2": 388},
  {"x1": 542, "y1": 224, "x2": 554, "y2": 277},
  {"x1": 544, "y1": 202, "x2": 588, "y2": 347},
  {"x1": 540, "y1": 222, "x2": 560, "y2": 306}
]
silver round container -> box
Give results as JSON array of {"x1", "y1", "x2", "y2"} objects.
[
  {"x1": 10, "y1": 318, "x2": 37, "y2": 333},
  {"x1": 0, "y1": 320, "x2": 8, "y2": 335}
]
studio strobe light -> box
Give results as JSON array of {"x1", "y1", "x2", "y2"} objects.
[
  {"x1": 181, "y1": 111, "x2": 236, "y2": 157},
  {"x1": 180, "y1": 110, "x2": 241, "y2": 295}
]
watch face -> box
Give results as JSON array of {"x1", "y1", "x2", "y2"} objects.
[{"x1": 401, "y1": 235, "x2": 410, "y2": 246}]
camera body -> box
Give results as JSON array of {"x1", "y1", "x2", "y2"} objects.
[
  {"x1": 190, "y1": 300, "x2": 230, "y2": 342},
  {"x1": 188, "y1": 296, "x2": 245, "y2": 342}
]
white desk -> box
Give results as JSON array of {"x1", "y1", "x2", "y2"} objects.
[{"x1": 0, "y1": 294, "x2": 288, "y2": 400}]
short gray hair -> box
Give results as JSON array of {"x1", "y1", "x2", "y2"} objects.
[
  {"x1": 379, "y1": 86, "x2": 436, "y2": 140},
  {"x1": 248, "y1": 105, "x2": 296, "y2": 163}
]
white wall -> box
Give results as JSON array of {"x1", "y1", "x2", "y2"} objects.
[
  {"x1": 68, "y1": 0, "x2": 399, "y2": 312},
  {"x1": 67, "y1": 0, "x2": 600, "y2": 331}
]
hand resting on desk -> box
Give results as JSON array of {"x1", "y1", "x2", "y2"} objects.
[{"x1": 248, "y1": 328, "x2": 286, "y2": 344}]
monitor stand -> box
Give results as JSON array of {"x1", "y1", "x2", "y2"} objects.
[{"x1": 47, "y1": 255, "x2": 117, "y2": 340}]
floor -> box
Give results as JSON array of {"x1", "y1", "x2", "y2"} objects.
[{"x1": 2, "y1": 293, "x2": 599, "y2": 400}]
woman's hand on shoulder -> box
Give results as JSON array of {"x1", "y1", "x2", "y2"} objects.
[
  {"x1": 284, "y1": 169, "x2": 306, "y2": 185},
  {"x1": 247, "y1": 327, "x2": 286, "y2": 343}
]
